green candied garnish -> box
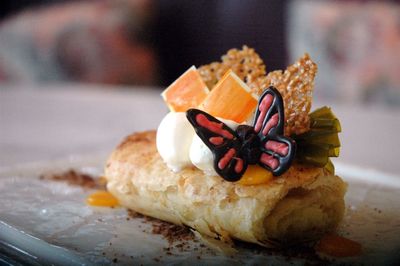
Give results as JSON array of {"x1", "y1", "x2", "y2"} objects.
[
  {"x1": 297, "y1": 154, "x2": 328, "y2": 167},
  {"x1": 297, "y1": 144, "x2": 340, "y2": 158},
  {"x1": 309, "y1": 106, "x2": 337, "y2": 119},
  {"x1": 296, "y1": 132, "x2": 340, "y2": 146},
  {"x1": 292, "y1": 106, "x2": 341, "y2": 173},
  {"x1": 324, "y1": 159, "x2": 335, "y2": 174},
  {"x1": 310, "y1": 118, "x2": 341, "y2": 132}
]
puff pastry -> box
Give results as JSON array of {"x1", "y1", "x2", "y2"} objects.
[{"x1": 104, "y1": 131, "x2": 346, "y2": 246}]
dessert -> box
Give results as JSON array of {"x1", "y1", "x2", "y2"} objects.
[{"x1": 104, "y1": 46, "x2": 346, "y2": 247}]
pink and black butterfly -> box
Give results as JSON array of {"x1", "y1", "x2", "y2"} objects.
[{"x1": 186, "y1": 86, "x2": 296, "y2": 182}]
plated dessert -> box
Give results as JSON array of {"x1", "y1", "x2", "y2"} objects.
[{"x1": 104, "y1": 46, "x2": 346, "y2": 248}]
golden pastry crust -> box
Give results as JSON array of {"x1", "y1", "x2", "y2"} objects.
[{"x1": 105, "y1": 131, "x2": 346, "y2": 246}]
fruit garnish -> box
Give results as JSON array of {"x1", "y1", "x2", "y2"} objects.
[
  {"x1": 198, "y1": 45, "x2": 266, "y2": 95},
  {"x1": 315, "y1": 234, "x2": 362, "y2": 257},
  {"x1": 293, "y1": 106, "x2": 341, "y2": 169},
  {"x1": 236, "y1": 165, "x2": 273, "y2": 185},
  {"x1": 86, "y1": 191, "x2": 119, "y2": 207},
  {"x1": 161, "y1": 66, "x2": 209, "y2": 112},
  {"x1": 200, "y1": 70, "x2": 258, "y2": 123},
  {"x1": 258, "y1": 54, "x2": 318, "y2": 136}
]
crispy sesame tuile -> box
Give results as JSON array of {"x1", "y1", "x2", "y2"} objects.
[
  {"x1": 198, "y1": 45, "x2": 266, "y2": 96},
  {"x1": 262, "y1": 53, "x2": 317, "y2": 136},
  {"x1": 199, "y1": 48, "x2": 317, "y2": 136}
]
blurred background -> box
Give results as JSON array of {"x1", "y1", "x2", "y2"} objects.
[
  {"x1": 1, "y1": 3, "x2": 400, "y2": 261},
  {"x1": 1, "y1": 0, "x2": 399, "y2": 106}
]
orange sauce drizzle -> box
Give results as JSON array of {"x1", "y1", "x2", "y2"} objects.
[
  {"x1": 86, "y1": 191, "x2": 119, "y2": 207},
  {"x1": 236, "y1": 165, "x2": 273, "y2": 185},
  {"x1": 315, "y1": 234, "x2": 362, "y2": 257}
]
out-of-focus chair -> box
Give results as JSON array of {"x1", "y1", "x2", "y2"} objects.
[
  {"x1": 288, "y1": 0, "x2": 400, "y2": 106},
  {"x1": 0, "y1": 0, "x2": 157, "y2": 85}
]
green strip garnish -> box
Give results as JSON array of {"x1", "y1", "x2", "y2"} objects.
[
  {"x1": 324, "y1": 159, "x2": 335, "y2": 174},
  {"x1": 292, "y1": 106, "x2": 341, "y2": 172}
]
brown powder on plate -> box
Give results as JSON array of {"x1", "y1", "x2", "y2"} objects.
[
  {"x1": 125, "y1": 210, "x2": 326, "y2": 262},
  {"x1": 127, "y1": 209, "x2": 144, "y2": 219},
  {"x1": 151, "y1": 222, "x2": 194, "y2": 245},
  {"x1": 39, "y1": 169, "x2": 105, "y2": 189},
  {"x1": 126, "y1": 209, "x2": 194, "y2": 250}
]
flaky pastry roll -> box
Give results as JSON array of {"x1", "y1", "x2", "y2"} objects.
[{"x1": 104, "y1": 131, "x2": 346, "y2": 247}]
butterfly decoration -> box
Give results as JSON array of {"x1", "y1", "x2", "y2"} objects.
[{"x1": 186, "y1": 86, "x2": 296, "y2": 182}]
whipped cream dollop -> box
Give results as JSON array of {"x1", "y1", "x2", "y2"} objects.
[
  {"x1": 189, "y1": 118, "x2": 239, "y2": 175},
  {"x1": 156, "y1": 111, "x2": 240, "y2": 174},
  {"x1": 156, "y1": 112, "x2": 194, "y2": 172}
]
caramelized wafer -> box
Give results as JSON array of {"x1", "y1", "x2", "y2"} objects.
[
  {"x1": 261, "y1": 54, "x2": 317, "y2": 136},
  {"x1": 200, "y1": 48, "x2": 317, "y2": 136},
  {"x1": 198, "y1": 46, "x2": 266, "y2": 96}
]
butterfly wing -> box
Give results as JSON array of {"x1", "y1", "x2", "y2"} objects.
[
  {"x1": 186, "y1": 109, "x2": 247, "y2": 181},
  {"x1": 253, "y1": 87, "x2": 296, "y2": 176}
]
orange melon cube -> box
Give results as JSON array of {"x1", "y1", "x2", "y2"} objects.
[
  {"x1": 200, "y1": 70, "x2": 258, "y2": 123},
  {"x1": 161, "y1": 66, "x2": 209, "y2": 112}
]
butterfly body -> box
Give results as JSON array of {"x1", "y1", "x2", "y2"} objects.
[
  {"x1": 186, "y1": 87, "x2": 296, "y2": 182},
  {"x1": 235, "y1": 125, "x2": 262, "y2": 165}
]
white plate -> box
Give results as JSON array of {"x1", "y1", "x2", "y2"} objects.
[{"x1": 1, "y1": 156, "x2": 400, "y2": 265}]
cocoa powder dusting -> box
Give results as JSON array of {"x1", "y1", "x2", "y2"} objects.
[
  {"x1": 39, "y1": 169, "x2": 105, "y2": 190},
  {"x1": 151, "y1": 222, "x2": 193, "y2": 245},
  {"x1": 127, "y1": 209, "x2": 194, "y2": 246}
]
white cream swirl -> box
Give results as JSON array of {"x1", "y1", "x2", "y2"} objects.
[
  {"x1": 156, "y1": 112, "x2": 241, "y2": 175},
  {"x1": 189, "y1": 118, "x2": 239, "y2": 175},
  {"x1": 156, "y1": 112, "x2": 194, "y2": 172}
]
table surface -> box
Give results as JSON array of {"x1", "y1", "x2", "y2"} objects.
[{"x1": 1, "y1": 83, "x2": 400, "y2": 177}]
